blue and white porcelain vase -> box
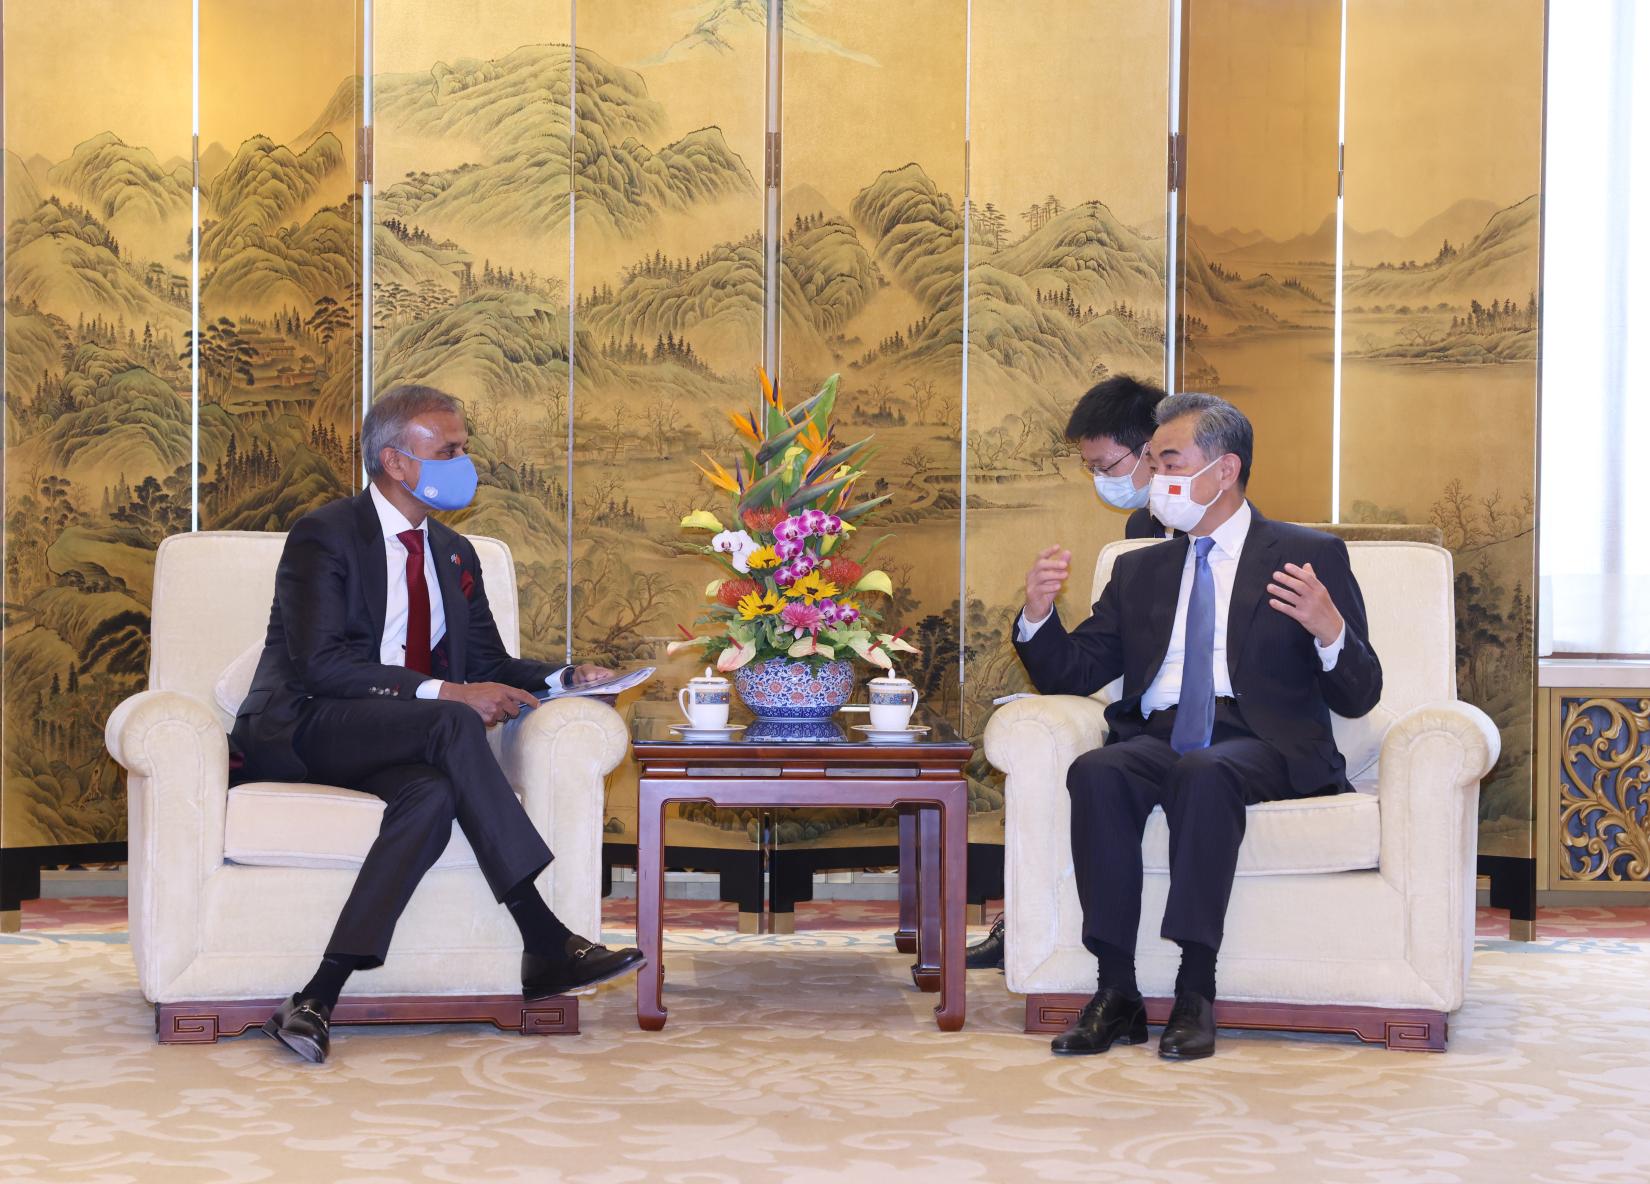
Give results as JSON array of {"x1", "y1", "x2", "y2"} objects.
[{"x1": 734, "y1": 657, "x2": 856, "y2": 721}]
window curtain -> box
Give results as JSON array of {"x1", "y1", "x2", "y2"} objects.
[{"x1": 1539, "y1": 0, "x2": 1649, "y2": 656}]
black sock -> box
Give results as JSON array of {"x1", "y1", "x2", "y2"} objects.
[
  {"x1": 1175, "y1": 941, "x2": 1218, "y2": 1002},
  {"x1": 1096, "y1": 941, "x2": 1139, "y2": 998},
  {"x1": 300, "y1": 953, "x2": 368, "y2": 1010},
  {"x1": 504, "y1": 879, "x2": 575, "y2": 959}
]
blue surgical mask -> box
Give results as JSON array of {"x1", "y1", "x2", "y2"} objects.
[
  {"x1": 1093, "y1": 452, "x2": 1149, "y2": 510},
  {"x1": 397, "y1": 449, "x2": 478, "y2": 511}
]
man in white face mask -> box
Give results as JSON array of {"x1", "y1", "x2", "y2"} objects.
[
  {"x1": 968, "y1": 375, "x2": 1169, "y2": 972},
  {"x1": 1012, "y1": 392, "x2": 1383, "y2": 1061}
]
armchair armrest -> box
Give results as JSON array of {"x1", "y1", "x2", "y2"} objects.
[
  {"x1": 498, "y1": 696, "x2": 629, "y2": 940},
  {"x1": 1373, "y1": 698, "x2": 1501, "y2": 1006},
  {"x1": 983, "y1": 694, "x2": 1109, "y2": 990},
  {"x1": 104, "y1": 690, "x2": 232, "y2": 1000},
  {"x1": 982, "y1": 693, "x2": 1110, "y2": 779}
]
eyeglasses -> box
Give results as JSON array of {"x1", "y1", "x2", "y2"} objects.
[{"x1": 1079, "y1": 449, "x2": 1140, "y2": 478}]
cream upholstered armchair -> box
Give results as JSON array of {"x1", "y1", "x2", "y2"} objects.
[
  {"x1": 105, "y1": 531, "x2": 628, "y2": 1043},
  {"x1": 984, "y1": 538, "x2": 1500, "y2": 1050}
]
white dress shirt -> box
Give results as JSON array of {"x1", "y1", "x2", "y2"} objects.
[
  {"x1": 369, "y1": 484, "x2": 447, "y2": 699},
  {"x1": 368, "y1": 484, "x2": 567, "y2": 698},
  {"x1": 1018, "y1": 501, "x2": 1346, "y2": 715}
]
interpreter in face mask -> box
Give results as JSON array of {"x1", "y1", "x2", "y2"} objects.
[
  {"x1": 1068, "y1": 376, "x2": 1173, "y2": 539},
  {"x1": 230, "y1": 385, "x2": 644, "y2": 1066},
  {"x1": 967, "y1": 375, "x2": 1170, "y2": 974},
  {"x1": 1011, "y1": 393, "x2": 1382, "y2": 1063}
]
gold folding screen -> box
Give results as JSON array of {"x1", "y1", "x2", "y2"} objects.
[
  {"x1": 2, "y1": 2, "x2": 193, "y2": 848},
  {"x1": 1180, "y1": 0, "x2": 1340, "y2": 520},
  {"x1": 1339, "y1": 0, "x2": 1544, "y2": 857},
  {"x1": 199, "y1": 0, "x2": 363, "y2": 533}
]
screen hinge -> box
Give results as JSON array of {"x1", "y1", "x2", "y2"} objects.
[
  {"x1": 765, "y1": 130, "x2": 781, "y2": 190},
  {"x1": 192, "y1": 134, "x2": 200, "y2": 189},
  {"x1": 358, "y1": 126, "x2": 374, "y2": 186},
  {"x1": 1168, "y1": 131, "x2": 1184, "y2": 193},
  {"x1": 1337, "y1": 142, "x2": 1345, "y2": 198}
]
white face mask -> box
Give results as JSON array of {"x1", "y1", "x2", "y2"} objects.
[
  {"x1": 1092, "y1": 452, "x2": 1149, "y2": 510},
  {"x1": 1148, "y1": 456, "x2": 1224, "y2": 533}
]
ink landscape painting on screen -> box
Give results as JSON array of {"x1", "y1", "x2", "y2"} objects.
[{"x1": 1, "y1": 1, "x2": 362, "y2": 848}]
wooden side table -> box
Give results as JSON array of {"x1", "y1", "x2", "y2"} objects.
[{"x1": 632, "y1": 713, "x2": 973, "y2": 1032}]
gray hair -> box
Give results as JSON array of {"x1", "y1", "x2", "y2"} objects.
[
  {"x1": 1154, "y1": 392, "x2": 1254, "y2": 486},
  {"x1": 363, "y1": 385, "x2": 465, "y2": 477}
]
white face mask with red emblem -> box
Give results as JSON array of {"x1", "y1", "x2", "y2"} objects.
[{"x1": 1147, "y1": 457, "x2": 1222, "y2": 534}]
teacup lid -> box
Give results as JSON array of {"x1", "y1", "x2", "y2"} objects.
[
  {"x1": 691, "y1": 666, "x2": 727, "y2": 683},
  {"x1": 869, "y1": 673, "x2": 913, "y2": 685}
]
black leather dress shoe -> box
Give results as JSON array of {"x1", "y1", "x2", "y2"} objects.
[
  {"x1": 1050, "y1": 987, "x2": 1148, "y2": 1056},
  {"x1": 965, "y1": 915, "x2": 1006, "y2": 970},
  {"x1": 523, "y1": 936, "x2": 646, "y2": 999},
  {"x1": 262, "y1": 994, "x2": 331, "y2": 1064},
  {"x1": 1158, "y1": 991, "x2": 1217, "y2": 1060}
]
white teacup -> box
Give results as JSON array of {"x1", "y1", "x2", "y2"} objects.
[
  {"x1": 868, "y1": 675, "x2": 920, "y2": 731},
  {"x1": 679, "y1": 668, "x2": 731, "y2": 729}
]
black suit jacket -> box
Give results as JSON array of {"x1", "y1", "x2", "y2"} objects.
[
  {"x1": 1124, "y1": 507, "x2": 1169, "y2": 539},
  {"x1": 231, "y1": 489, "x2": 565, "y2": 783},
  {"x1": 1014, "y1": 507, "x2": 1382, "y2": 793}
]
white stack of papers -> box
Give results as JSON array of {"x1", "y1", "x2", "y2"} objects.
[{"x1": 538, "y1": 666, "x2": 656, "y2": 700}]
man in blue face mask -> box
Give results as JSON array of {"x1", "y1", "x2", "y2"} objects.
[
  {"x1": 232, "y1": 385, "x2": 644, "y2": 1063},
  {"x1": 1069, "y1": 374, "x2": 1172, "y2": 539},
  {"x1": 968, "y1": 374, "x2": 1170, "y2": 973}
]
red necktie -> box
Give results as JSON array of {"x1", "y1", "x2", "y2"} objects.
[{"x1": 397, "y1": 528, "x2": 432, "y2": 675}]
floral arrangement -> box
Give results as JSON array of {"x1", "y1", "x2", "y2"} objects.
[{"x1": 670, "y1": 372, "x2": 918, "y2": 673}]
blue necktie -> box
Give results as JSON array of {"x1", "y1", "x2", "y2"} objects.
[{"x1": 1170, "y1": 537, "x2": 1217, "y2": 754}]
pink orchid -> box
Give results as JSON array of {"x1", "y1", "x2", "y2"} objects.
[
  {"x1": 773, "y1": 565, "x2": 797, "y2": 587},
  {"x1": 773, "y1": 518, "x2": 805, "y2": 543},
  {"x1": 799, "y1": 509, "x2": 829, "y2": 535},
  {"x1": 822, "y1": 515, "x2": 844, "y2": 536},
  {"x1": 775, "y1": 537, "x2": 805, "y2": 561},
  {"x1": 789, "y1": 553, "x2": 817, "y2": 577}
]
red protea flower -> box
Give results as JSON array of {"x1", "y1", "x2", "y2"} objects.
[
  {"x1": 821, "y1": 557, "x2": 863, "y2": 588},
  {"x1": 742, "y1": 506, "x2": 787, "y2": 534},
  {"x1": 716, "y1": 578, "x2": 760, "y2": 607}
]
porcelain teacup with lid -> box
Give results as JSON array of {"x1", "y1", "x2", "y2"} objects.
[
  {"x1": 679, "y1": 667, "x2": 731, "y2": 729},
  {"x1": 867, "y1": 673, "x2": 920, "y2": 731}
]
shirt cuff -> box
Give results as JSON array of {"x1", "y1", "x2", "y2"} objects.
[
  {"x1": 546, "y1": 667, "x2": 571, "y2": 691},
  {"x1": 1314, "y1": 622, "x2": 1347, "y2": 671},
  {"x1": 1016, "y1": 609, "x2": 1051, "y2": 644},
  {"x1": 415, "y1": 679, "x2": 443, "y2": 700}
]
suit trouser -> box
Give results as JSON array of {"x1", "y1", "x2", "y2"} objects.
[
  {"x1": 294, "y1": 697, "x2": 553, "y2": 966},
  {"x1": 1065, "y1": 705, "x2": 1302, "y2": 956}
]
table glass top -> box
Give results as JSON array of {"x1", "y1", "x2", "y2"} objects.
[{"x1": 631, "y1": 703, "x2": 966, "y2": 748}]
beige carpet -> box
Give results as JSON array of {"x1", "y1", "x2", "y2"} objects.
[{"x1": 3, "y1": 925, "x2": 1649, "y2": 1183}]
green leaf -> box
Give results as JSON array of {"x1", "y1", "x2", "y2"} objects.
[
  {"x1": 783, "y1": 473, "x2": 858, "y2": 513},
  {"x1": 856, "y1": 533, "x2": 893, "y2": 561},
  {"x1": 754, "y1": 417, "x2": 811, "y2": 466},
  {"x1": 813, "y1": 436, "x2": 874, "y2": 476},
  {"x1": 836, "y1": 495, "x2": 891, "y2": 523},
  {"x1": 738, "y1": 466, "x2": 791, "y2": 511}
]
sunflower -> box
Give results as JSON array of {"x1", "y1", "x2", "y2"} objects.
[
  {"x1": 736, "y1": 589, "x2": 785, "y2": 619},
  {"x1": 746, "y1": 545, "x2": 781, "y2": 571},
  {"x1": 786, "y1": 570, "x2": 840, "y2": 605}
]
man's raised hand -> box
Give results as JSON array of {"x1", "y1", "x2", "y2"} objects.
[
  {"x1": 440, "y1": 680, "x2": 540, "y2": 726},
  {"x1": 1024, "y1": 546, "x2": 1072, "y2": 625},
  {"x1": 1266, "y1": 561, "x2": 1345, "y2": 645}
]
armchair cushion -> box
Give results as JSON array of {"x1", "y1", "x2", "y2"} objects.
[
  {"x1": 1141, "y1": 791, "x2": 1378, "y2": 876},
  {"x1": 223, "y1": 782, "x2": 480, "y2": 871},
  {"x1": 212, "y1": 640, "x2": 264, "y2": 720}
]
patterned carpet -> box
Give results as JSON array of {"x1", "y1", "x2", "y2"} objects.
[{"x1": 4, "y1": 904, "x2": 1650, "y2": 1183}]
